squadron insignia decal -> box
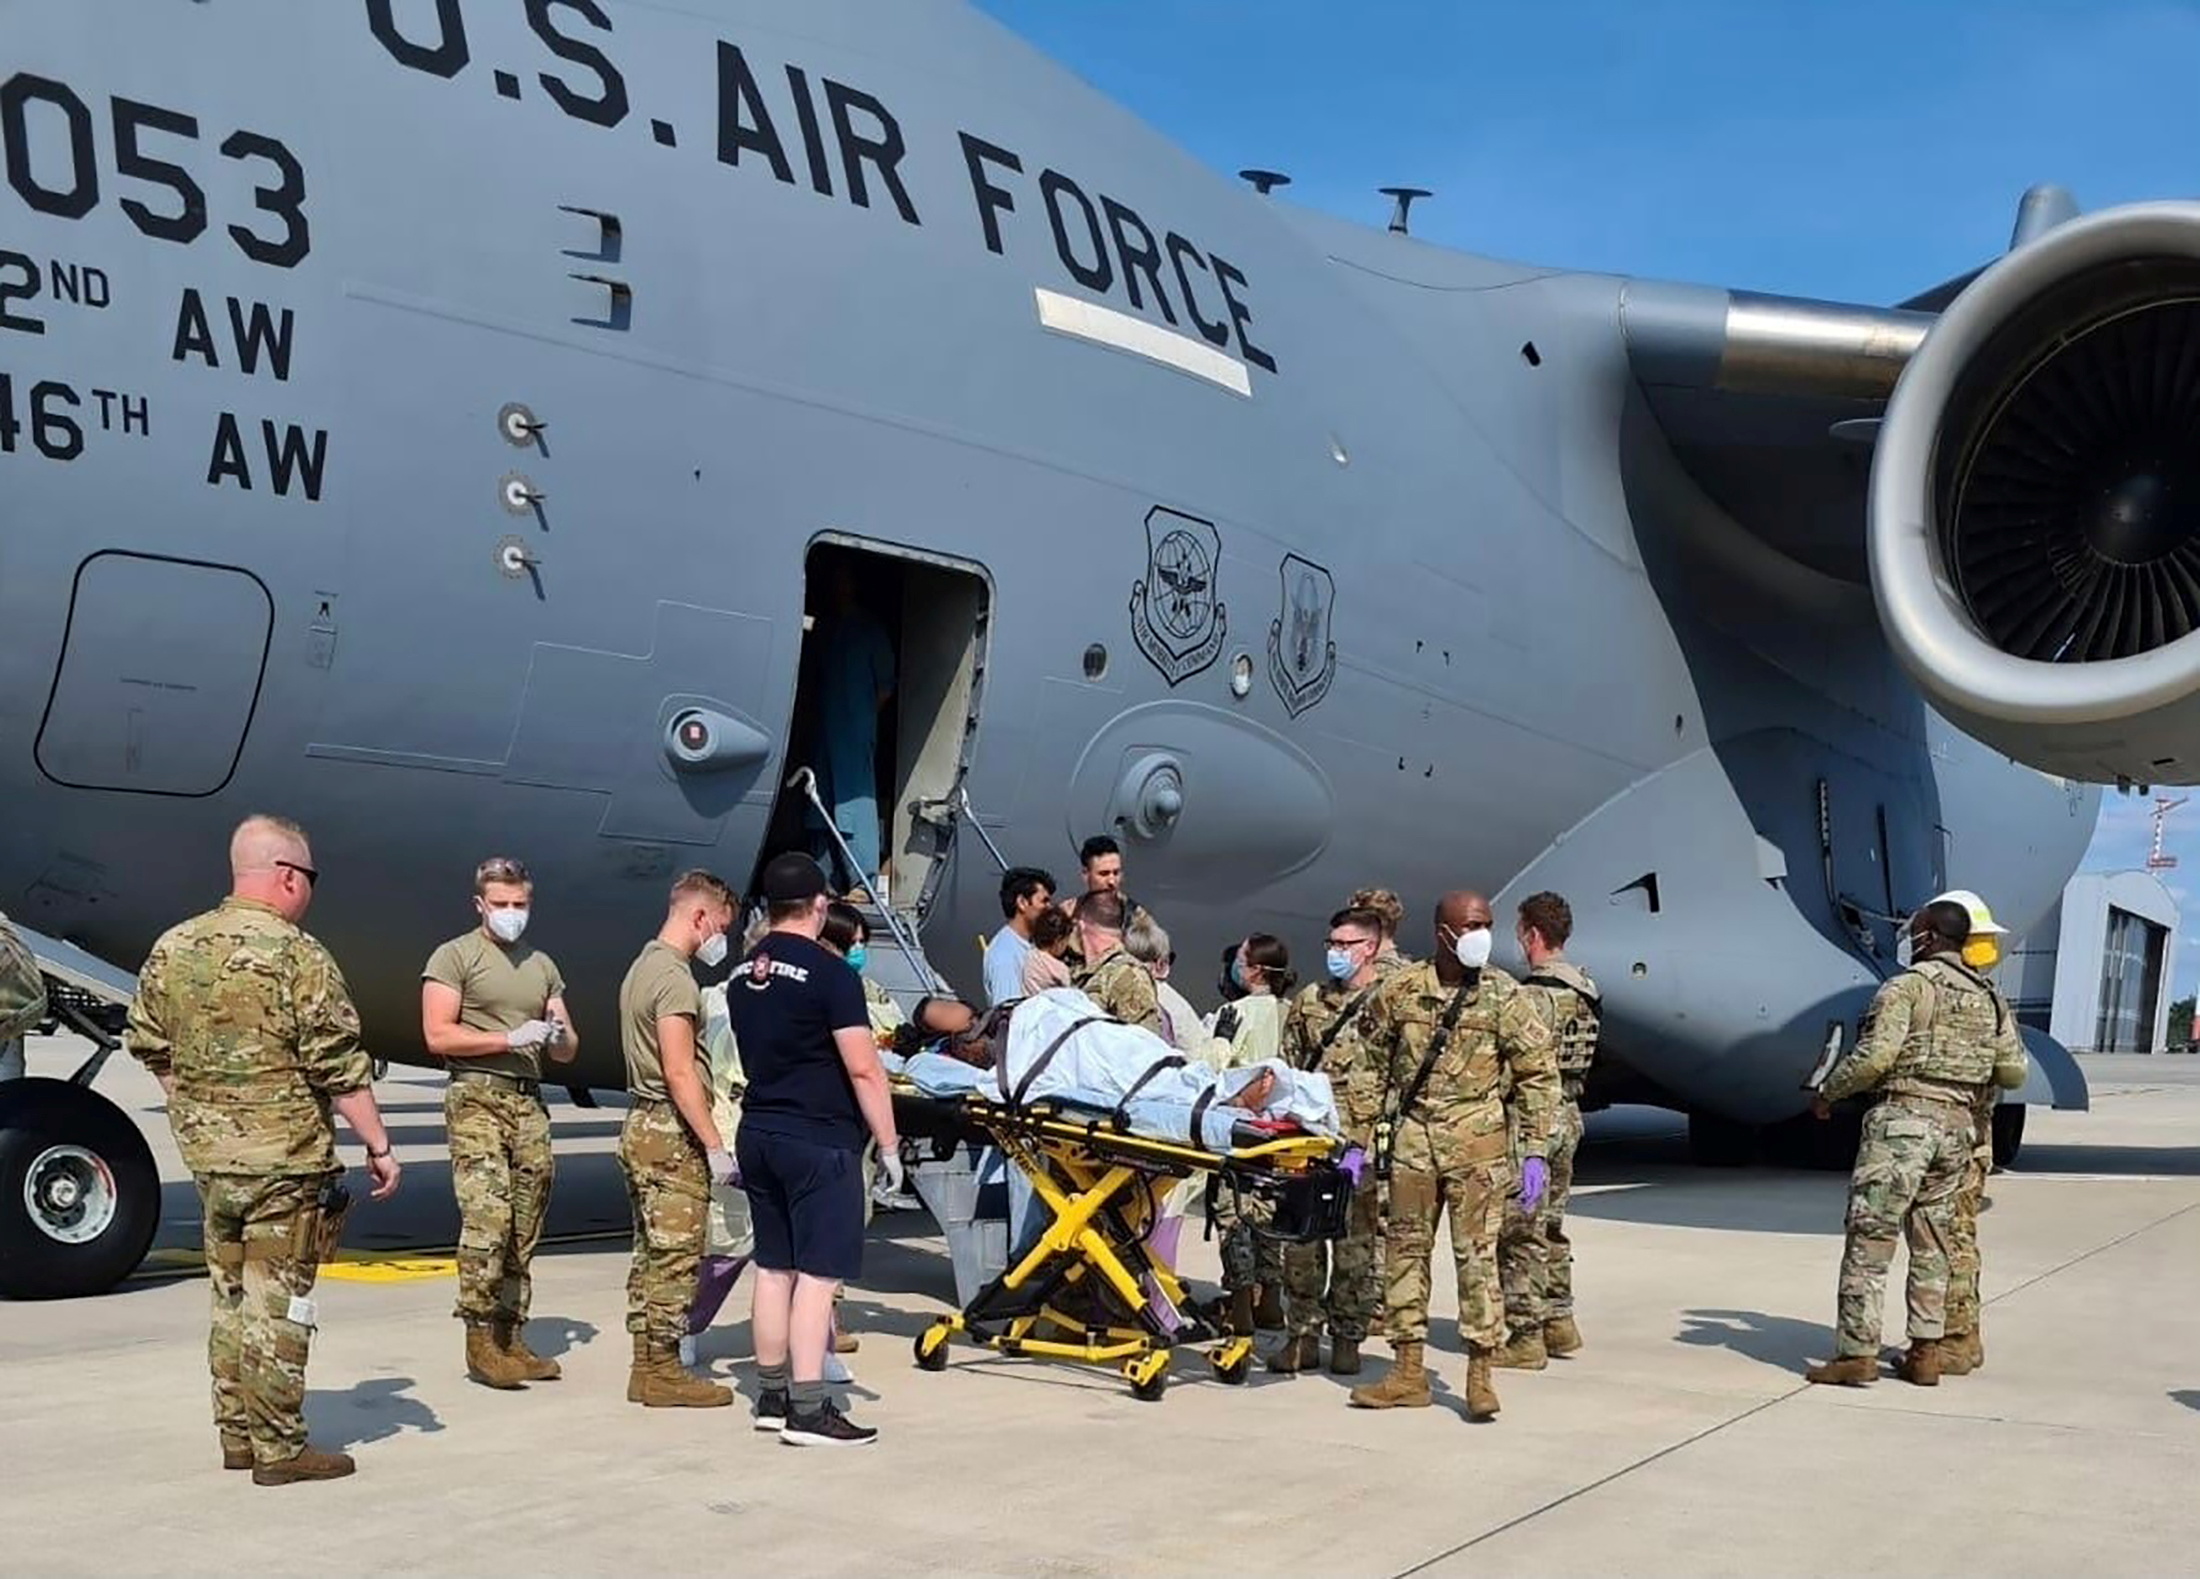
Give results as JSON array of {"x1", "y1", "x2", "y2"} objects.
[
  {"x1": 1130, "y1": 507, "x2": 1226, "y2": 686},
  {"x1": 1267, "y1": 554, "x2": 1336, "y2": 717}
]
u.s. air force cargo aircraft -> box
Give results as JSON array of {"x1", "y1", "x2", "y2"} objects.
[{"x1": 5, "y1": 0, "x2": 2196, "y2": 1297}]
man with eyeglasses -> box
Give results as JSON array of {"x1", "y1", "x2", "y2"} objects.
[
  {"x1": 127, "y1": 814, "x2": 401, "y2": 1484},
  {"x1": 1269, "y1": 905, "x2": 1392, "y2": 1377}
]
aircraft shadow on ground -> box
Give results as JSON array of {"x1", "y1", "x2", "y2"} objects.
[
  {"x1": 2170, "y1": 1389, "x2": 2200, "y2": 1413},
  {"x1": 1565, "y1": 1162, "x2": 1847, "y2": 1236},
  {"x1": 519, "y1": 1314, "x2": 599, "y2": 1359},
  {"x1": 1676, "y1": 1308, "x2": 1831, "y2": 1374},
  {"x1": 304, "y1": 1375, "x2": 442, "y2": 1448},
  {"x1": 2012, "y1": 1143, "x2": 2200, "y2": 1177}
]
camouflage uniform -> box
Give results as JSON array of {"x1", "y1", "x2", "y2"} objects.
[
  {"x1": 1279, "y1": 976, "x2": 1387, "y2": 1341},
  {"x1": 423, "y1": 931, "x2": 565, "y2": 1328},
  {"x1": 1818, "y1": 956, "x2": 2027, "y2": 1358},
  {"x1": 616, "y1": 939, "x2": 709, "y2": 1349},
  {"x1": 2, "y1": 911, "x2": 48, "y2": 1082},
  {"x1": 1500, "y1": 957, "x2": 1600, "y2": 1334},
  {"x1": 1364, "y1": 962, "x2": 1558, "y2": 1351},
  {"x1": 1946, "y1": 1097, "x2": 1993, "y2": 1340},
  {"x1": 125, "y1": 897, "x2": 372, "y2": 1470},
  {"x1": 1074, "y1": 945, "x2": 1165, "y2": 1036}
]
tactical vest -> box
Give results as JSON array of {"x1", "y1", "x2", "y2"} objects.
[
  {"x1": 1883, "y1": 958, "x2": 2004, "y2": 1096},
  {"x1": 1523, "y1": 965, "x2": 1601, "y2": 1080}
]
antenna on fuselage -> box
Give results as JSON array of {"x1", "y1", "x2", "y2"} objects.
[
  {"x1": 1379, "y1": 186, "x2": 1431, "y2": 235},
  {"x1": 1238, "y1": 169, "x2": 1292, "y2": 195}
]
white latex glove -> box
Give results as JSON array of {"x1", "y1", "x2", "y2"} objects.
[
  {"x1": 707, "y1": 1148, "x2": 740, "y2": 1187},
  {"x1": 505, "y1": 1019, "x2": 554, "y2": 1049},
  {"x1": 877, "y1": 1148, "x2": 906, "y2": 1198}
]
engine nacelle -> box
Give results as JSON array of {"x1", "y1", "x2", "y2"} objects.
[{"x1": 1871, "y1": 201, "x2": 2200, "y2": 785}]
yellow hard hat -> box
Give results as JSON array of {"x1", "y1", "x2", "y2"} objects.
[{"x1": 1928, "y1": 888, "x2": 2006, "y2": 936}]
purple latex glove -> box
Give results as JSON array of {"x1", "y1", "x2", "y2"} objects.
[
  {"x1": 1519, "y1": 1156, "x2": 1549, "y2": 1211},
  {"x1": 1338, "y1": 1145, "x2": 1369, "y2": 1186}
]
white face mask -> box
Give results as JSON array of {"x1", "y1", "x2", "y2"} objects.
[
  {"x1": 696, "y1": 929, "x2": 729, "y2": 969},
  {"x1": 484, "y1": 907, "x2": 529, "y2": 944},
  {"x1": 1452, "y1": 927, "x2": 1493, "y2": 971}
]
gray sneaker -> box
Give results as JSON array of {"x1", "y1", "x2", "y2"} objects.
[{"x1": 753, "y1": 1389, "x2": 788, "y2": 1432}]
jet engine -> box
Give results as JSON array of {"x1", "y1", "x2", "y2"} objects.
[{"x1": 1870, "y1": 202, "x2": 2200, "y2": 785}]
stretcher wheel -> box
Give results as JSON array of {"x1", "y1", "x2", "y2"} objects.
[
  {"x1": 913, "y1": 1323, "x2": 952, "y2": 1372},
  {"x1": 1210, "y1": 1349, "x2": 1252, "y2": 1386},
  {"x1": 1131, "y1": 1366, "x2": 1169, "y2": 1403}
]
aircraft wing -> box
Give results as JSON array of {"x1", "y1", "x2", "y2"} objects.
[{"x1": 1618, "y1": 189, "x2": 2200, "y2": 787}]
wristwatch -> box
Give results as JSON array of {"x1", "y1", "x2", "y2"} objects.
[{"x1": 365, "y1": 1144, "x2": 392, "y2": 1159}]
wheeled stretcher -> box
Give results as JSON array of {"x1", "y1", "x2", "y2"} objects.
[{"x1": 896, "y1": 1083, "x2": 1355, "y2": 1400}]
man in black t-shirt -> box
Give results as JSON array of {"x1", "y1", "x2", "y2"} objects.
[{"x1": 730, "y1": 853, "x2": 902, "y2": 1448}]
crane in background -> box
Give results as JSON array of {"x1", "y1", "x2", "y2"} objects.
[{"x1": 2146, "y1": 795, "x2": 2189, "y2": 872}]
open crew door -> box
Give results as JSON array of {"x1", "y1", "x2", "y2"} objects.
[{"x1": 750, "y1": 538, "x2": 991, "y2": 1003}]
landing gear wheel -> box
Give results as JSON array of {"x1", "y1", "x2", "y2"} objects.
[
  {"x1": 1210, "y1": 1347, "x2": 1252, "y2": 1386},
  {"x1": 1687, "y1": 1111, "x2": 1755, "y2": 1168},
  {"x1": 0, "y1": 1078, "x2": 160, "y2": 1299},
  {"x1": 1128, "y1": 1352, "x2": 1170, "y2": 1401},
  {"x1": 913, "y1": 1323, "x2": 952, "y2": 1372},
  {"x1": 1991, "y1": 1103, "x2": 2027, "y2": 1168}
]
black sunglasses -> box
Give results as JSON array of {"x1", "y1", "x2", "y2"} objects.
[{"x1": 276, "y1": 859, "x2": 319, "y2": 888}]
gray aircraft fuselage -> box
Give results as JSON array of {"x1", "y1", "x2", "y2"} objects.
[{"x1": 0, "y1": 0, "x2": 2099, "y2": 1124}]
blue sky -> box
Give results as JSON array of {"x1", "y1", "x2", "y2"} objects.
[{"x1": 979, "y1": 0, "x2": 2200, "y2": 986}]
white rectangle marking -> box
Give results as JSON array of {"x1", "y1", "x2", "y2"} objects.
[{"x1": 1033, "y1": 287, "x2": 1252, "y2": 397}]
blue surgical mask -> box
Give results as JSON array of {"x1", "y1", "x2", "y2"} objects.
[
  {"x1": 846, "y1": 944, "x2": 869, "y2": 973},
  {"x1": 1325, "y1": 948, "x2": 1355, "y2": 982},
  {"x1": 1229, "y1": 956, "x2": 1248, "y2": 990}
]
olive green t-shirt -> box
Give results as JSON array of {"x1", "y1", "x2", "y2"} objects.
[
  {"x1": 619, "y1": 939, "x2": 702, "y2": 1102},
  {"x1": 423, "y1": 930, "x2": 566, "y2": 1079}
]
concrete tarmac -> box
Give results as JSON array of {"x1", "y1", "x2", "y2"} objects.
[{"x1": 7, "y1": 1044, "x2": 2199, "y2": 1576}]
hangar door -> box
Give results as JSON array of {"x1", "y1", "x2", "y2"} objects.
[{"x1": 36, "y1": 552, "x2": 273, "y2": 796}]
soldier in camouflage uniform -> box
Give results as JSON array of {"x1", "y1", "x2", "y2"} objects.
[
  {"x1": 1070, "y1": 890, "x2": 1164, "y2": 1035},
  {"x1": 1923, "y1": 888, "x2": 2014, "y2": 1377},
  {"x1": 1494, "y1": 891, "x2": 1601, "y2": 1369},
  {"x1": 1, "y1": 909, "x2": 49, "y2": 1081},
  {"x1": 1349, "y1": 891, "x2": 1559, "y2": 1421},
  {"x1": 1271, "y1": 906, "x2": 1391, "y2": 1376},
  {"x1": 1806, "y1": 898, "x2": 2028, "y2": 1388},
  {"x1": 1349, "y1": 888, "x2": 1413, "y2": 979},
  {"x1": 125, "y1": 816, "x2": 401, "y2": 1484},
  {"x1": 421, "y1": 856, "x2": 577, "y2": 1390},
  {"x1": 616, "y1": 869, "x2": 739, "y2": 1408}
]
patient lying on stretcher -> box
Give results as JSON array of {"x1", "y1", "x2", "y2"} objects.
[{"x1": 893, "y1": 988, "x2": 1338, "y2": 1145}]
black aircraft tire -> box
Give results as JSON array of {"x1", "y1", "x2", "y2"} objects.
[
  {"x1": 1991, "y1": 1104, "x2": 2027, "y2": 1168},
  {"x1": 1686, "y1": 1111, "x2": 1755, "y2": 1168},
  {"x1": 0, "y1": 1078, "x2": 161, "y2": 1300}
]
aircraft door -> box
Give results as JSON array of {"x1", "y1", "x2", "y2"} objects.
[{"x1": 35, "y1": 553, "x2": 272, "y2": 796}]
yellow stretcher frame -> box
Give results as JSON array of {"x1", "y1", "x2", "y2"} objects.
[{"x1": 902, "y1": 1086, "x2": 1345, "y2": 1401}]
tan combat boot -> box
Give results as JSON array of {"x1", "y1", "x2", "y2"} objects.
[
  {"x1": 496, "y1": 1318, "x2": 562, "y2": 1382},
  {"x1": 251, "y1": 1446, "x2": 357, "y2": 1486},
  {"x1": 1897, "y1": 1338, "x2": 1941, "y2": 1387},
  {"x1": 626, "y1": 1333, "x2": 650, "y2": 1403},
  {"x1": 1328, "y1": 1338, "x2": 1363, "y2": 1377},
  {"x1": 1348, "y1": 1341, "x2": 1432, "y2": 1408},
  {"x1": 1464, "y1": 1350, "x2": 1502, "y2": 1420},
  {"x1": 1804, "y1": 1354, "x2": 1878, "y2": 1386},
  {"x1": 1939, "y1": 1330, "x2": 1978, "y2": 1376},
  {"x1": 1266, "y1": 1334, "x2": 1322, "y2": 1374},
  {"x1": 636, "y1": 1344, "x2": 734, "y2": 1408},
  {"x1": 465, "y1": 1319, "x2": 528, "y2": 1389},
  {"x1": 1491, "y1": 1328, "x2": 1548, "y2": 1370},
  {"x1": 221, "y1": 1437, "x2": 253, "y2": 1472},
  {"x1": 1543, "y1": 1315, "x2": 1583, "y2": 1357}
]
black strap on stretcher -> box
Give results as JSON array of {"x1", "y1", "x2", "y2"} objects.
[
  {"x1": 1305, "y1": 984, "x2": 1380, "y2": 1072},
  {"x1": 1109, "y1": 1056, "x2": 1186, "y2": 1131},
  {"x1": 1004, "y1": 1015, "x2": 1110, "y2": 1106}
]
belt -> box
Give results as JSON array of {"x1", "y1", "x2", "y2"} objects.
[
  {"x1": 450, "y1": 1067, "x2": 541, "y2": 1096},
  {"x1": 1883, "y1": 1087, "x2": 1974, "y2": 1111}
]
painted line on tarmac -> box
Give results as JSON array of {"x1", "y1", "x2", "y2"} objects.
[
  {"x1": 1391, "y1": 1381, "x2": 1813, "y2": 1573},
  {"x1": 128, "y1": 1227, "x2": 632, "y2": 1282}
]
